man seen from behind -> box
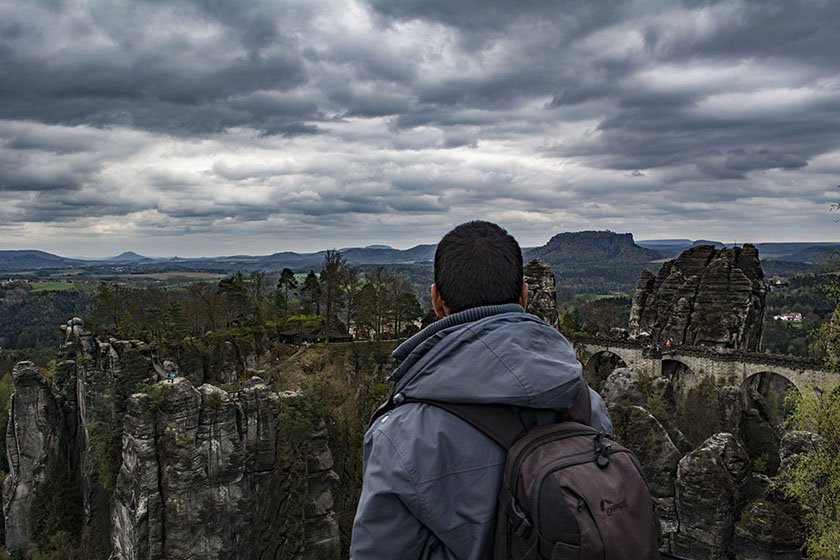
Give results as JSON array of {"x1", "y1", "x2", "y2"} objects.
[{"x1": 350, "y1": 221, "x2": 612, "y2": 559}]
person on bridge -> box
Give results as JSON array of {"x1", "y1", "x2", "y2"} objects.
[{"x1": 350, "y1": 221, "x2": 612, "y2": 559}]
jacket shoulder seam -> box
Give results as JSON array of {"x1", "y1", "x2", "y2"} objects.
[
  {"x1": 374, "y1": 427, "x2": 431, "y2": 521},
  {"x1": 416, "y1": 460, "x2": 506, "y2": 484}
]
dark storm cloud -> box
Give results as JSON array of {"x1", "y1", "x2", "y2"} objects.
[
  {"x1": 0, "y1": 0, "x2": 314, "y2": 135},
  {"x1": 10, "y1": 184, "x2": 152, "y2": 222},
  {"x1": 369, "y1": 0, "x2": 840, "y2": 181},
  {"x1": 369, "y1": 0, "x2": 617, "y2": 42},
  {"x1": 0, "y1": 150, "x2": 96, "y2": 192},
  {"x1": 670, "y1": 1, "x2": 840, "y2": 65},
  {"x1": 696, "y1": 149, "x2": 809, "y2": 180},
  {"x1": 1, "y1": 0, "x2": 839, "y2": 252}
]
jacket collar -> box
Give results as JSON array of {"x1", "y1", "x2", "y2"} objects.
[{"x1": 390, "y1": 303, "x2": 525, "y2": 382}]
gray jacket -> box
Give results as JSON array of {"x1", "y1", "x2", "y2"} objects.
[{"x1": 349, "y1": 304, "x2": 612, "y2": 560}]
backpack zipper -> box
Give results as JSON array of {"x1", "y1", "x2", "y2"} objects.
[
  {"x1": 508, "y1": 424, "x2": 597, "y2": 494},
  {"x1": 530, "y1": 451, "x2": 632, "y2": 559},
  {"x1": 575, "y1": 491, "x2": 607, "y2": 560},
  {"x1": 530, "y1": 447, "x2": 636, "y2": 517}
]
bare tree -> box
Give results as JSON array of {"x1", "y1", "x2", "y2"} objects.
[
  {"x1": 185, "y1": 281, "x2": 221, "y2": 332},
  {"x1": 339, "y1": 264, "x2": 361, "y2": 337},
  {"x1": 320, "y1": 250, "x2": 345, "y2": 342}
]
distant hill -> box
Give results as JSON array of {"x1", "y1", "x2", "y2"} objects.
[
  {"x1": 636, "y1": 239, "x2": 726, "y2": 258},
  {"x1": 3, "y1": 237, "x2": 834, "y2": 275},
  {"x1": 636, "y1": 239, "x2": 693, "y2": 248},
  {"x1": 0, "y1": 250, "x2": 87, "y2": 272},
  {"x1": 108, "y1": 251, "x2": 150, "y2": 263},
  {"x1": 754, "y1": 243, "x2": 840, "y2": 262},
  {"x1": 636, "y1": 239, "x2": 694, "y2": 259},
  {"x1": 340, "y1": 244, "x2": 436, "y2": 265},
  {"x1": 693, "y1": 239, "x2": 726, "y2": 248},
  {"x1": 526, "y1": 231, "x2": 663, "y2": 265},
  {"x1": 178, "y1": 244, "x2": 439, "y2": 272},
  {"x1": 259, "y1": 244, "x2": 436, "y2": 271}
]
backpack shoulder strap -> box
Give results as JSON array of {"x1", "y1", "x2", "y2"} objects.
[
  {"x1": 368, "y1": 396, "x2": 525, "y2": 448},
  {"x1": 404, "y1": 398, "x2": 528, "y2": 450},
  {"x1": 563, "y1": 376, "x2": 592, "y2": 425},
  {"x1": 373, "y1": 375, "x2": 593, "y2": 449},
  {"x1": 368, "y1": 398, "x2": 396, "y2": 427}
]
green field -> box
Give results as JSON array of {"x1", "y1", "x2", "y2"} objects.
[
  {"x1": 574, "y1": 292, "x2": 629, "y2": 302},
  {"x1": 54, "y1": 269, "x2": 87, "y2": 277},
  {"x1": 30, "y1": 280, "x2": 78, "y2": 292}
]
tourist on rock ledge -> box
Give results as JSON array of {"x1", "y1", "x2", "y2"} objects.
[{"x1": 351, "y1": 221, "x2": 659, "y2": 559}]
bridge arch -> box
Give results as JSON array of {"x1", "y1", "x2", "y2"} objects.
[
  {"x1": 662, "y1": 359, "x2": 698, "y2": 399},
  {"x1": 583, "y1": 351, "x2": 628, "y2": 392},
  {"x1": 740, "y1": 371, "x2": 799, "y2": 428},
  {"x1": 661, "y1": 358, "x2": 728, "y2": 447},
  {"x1": 739, "y1": 371, "x2": 799, "y2": 474}
]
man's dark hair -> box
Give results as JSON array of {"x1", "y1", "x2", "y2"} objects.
[{"x1": 434, "y1": 221, "x2": 523, "y2": 313}]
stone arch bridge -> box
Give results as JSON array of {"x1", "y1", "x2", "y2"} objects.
[{"x1": 571, "y1": 335, "x2": 836, "y2": 392}]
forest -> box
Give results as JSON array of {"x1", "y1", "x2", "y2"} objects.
[{"x1": 1, "y1": 250, "x2": 834, "y2": 367}]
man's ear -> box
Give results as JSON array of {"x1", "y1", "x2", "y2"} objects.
[
  {"x1": 519, "y1": 283, "x2": 529, "y2": 308},
  {"x1": 431, "y1": 283, "x2": 449, "y2": 318}
]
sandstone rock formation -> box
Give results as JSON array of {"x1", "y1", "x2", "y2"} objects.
[
  {"x1": 601, "y1": 368, "x2": 646, "y2": 407},
  {"x1": 718, "y1": 386, "x2": 743, "y2": 438},
  {"x1": 629, "y1": 245, "x2": 766, "y2": 349},
  {"x1": 608, "y1": 404, "x2": 682, "y2": 538},
  {"x1": 609, "y1": 405, "x2": 681, "y2": 499},
  {"x1": 523, "y1": 258, "x2": 557, "y2": 326},
  {"x1": 2, "y1": 362, "x2": 60, "y2": 553},
  {"x1": 674, "y1": 433, "x2": 751, "y2": 559},
  {"x1": 732, "y1": 498, "x2": 803, "y2": 560},
  {"x1": 3, "y1": 320, "x2": 340, "y2": 559},
  {"x1": 111, "y1": 379, "x2": 339, "y2": 560},
  {"x1": 598, "y1": 364, "x2": 810, "y2": 559},
  {"x1": 526, "y1": 231, "x2": 662, "y2": 264},
  {"x1": 778, "y1": 430, "x2": 822, "y2": 474},
  {"x1": 739, "y1": 373, "x2": 796, "y2": 476}
]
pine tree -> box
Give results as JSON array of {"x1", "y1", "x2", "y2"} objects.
[
  {"x1": 300, "y1": 270, "x2": 321, "y2": 316},
  {"x1": 276, "y1": 268, "x2": 298, "y2": 316}
]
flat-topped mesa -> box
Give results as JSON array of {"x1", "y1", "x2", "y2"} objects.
[
  {"x1": 523, "y1": 258, "x2": 558, "y2": 327},
  {"x1": 526, "y1": 231, "x2": 662, "y2": 265},
  {"x1": 629, "y1": 244, "x2": 766, "y2": 350}
]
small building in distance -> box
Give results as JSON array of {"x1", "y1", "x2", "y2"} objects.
[{"x1": 773, "y1": 312, "x2": 803, "y2": 323}]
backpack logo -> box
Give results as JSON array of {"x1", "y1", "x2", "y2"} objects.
[{"x1": 600, "y1": 498, "x2": 628, "y2": 516}]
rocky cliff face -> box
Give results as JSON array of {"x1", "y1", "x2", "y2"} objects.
[
  {"x1": 629, "y1": 244, "x2": 766, "y2": 349},
  {"x1": 111, "y1": 379, "x2": 338, "y2": 560},
  {"x1": 674, "y1": 433, "x2": 752, "y2": 559},
  {"x1": 3, "y1": 320, "x2": 340, "y2": 559},
  {"x1": 523, "y1": 258, "x2": 557, "y2": 326},
  {"x1": 600, "y1": 371, "x2": 806, "y2": 559},
  {"x1": 2, "y1": 362, "x2": 60, "y2": 552}
]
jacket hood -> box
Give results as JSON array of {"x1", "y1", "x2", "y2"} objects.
[{"x1": 390, "y1": 305, "x2": 582, "y2": 410}]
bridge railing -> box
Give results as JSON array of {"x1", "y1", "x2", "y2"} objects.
[
  {"x1": 569, "y1": 334, "x2": 647, "y2": 350},
  {"x1": 568, "y1": 334, "x2": 826, "y2": 371}
]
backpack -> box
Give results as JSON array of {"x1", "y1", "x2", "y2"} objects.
[{"x1": 372, "y1": 379, "x2": 662, "y2": 560}]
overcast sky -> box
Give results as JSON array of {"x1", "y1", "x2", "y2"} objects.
[{"x1": 1, "y1": 0, "x2": 839, "y2": 257}]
